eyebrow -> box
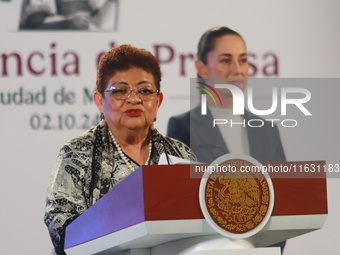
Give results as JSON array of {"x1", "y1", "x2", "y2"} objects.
[
  {"x1": 110, "y1": 81, "x2": 153, "y2": 86},
  {"x1": 137, "y1": 81, "x2": 153, "y2": 86},
  {"x1": 111, "y1": 82, "x2": 128, "y2": 86},
  {"x1": 219, "y1": 53, "x2": 248, "y2": 57}
]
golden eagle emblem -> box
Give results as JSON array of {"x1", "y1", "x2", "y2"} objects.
[{"x1": 205, "y1": 159, "x2": 270, "y2": 234}]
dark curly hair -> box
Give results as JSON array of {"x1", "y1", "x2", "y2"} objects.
[{"x1": 96, "y1": 44, "x2": 162, "y2": 96}]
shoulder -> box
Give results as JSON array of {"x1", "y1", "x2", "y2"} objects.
[
  {"x1": 168, "y1": 106, "x2": 202, "y2": 121},
  {"x1": 167, "y1": 107, "x2": 201, "y2": 131},
  {"x1": 170, "y1": 110, "x2": 191, "y2": 120},
  {"x1": 168, "y1": 110, "x2": 191, "y2": 126},
  {"x1": 59, "y1": 125, "x2": 101, "y2": 157},
  {"x1": 167, "y1": 110, "x2": 191, "y2": 139}
]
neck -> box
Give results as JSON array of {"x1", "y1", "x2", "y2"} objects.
[
  {"x1": 108, "y1": 127, "x2": 152, "y2": 167},
  {"x1": 110, "y1": 127, "x2": 150, "y2": 147}
]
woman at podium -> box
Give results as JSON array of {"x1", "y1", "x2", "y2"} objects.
[{"x1": 44, "y1": 44, "x2": 196, "y2": 255}]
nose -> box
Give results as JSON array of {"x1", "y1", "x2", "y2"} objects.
[
  {"x1": 126, "y1": 89, "x2": 141, "y2": 103},
  {"x1": 231, "y1": 60, "x2": 242, "y2": 77}
]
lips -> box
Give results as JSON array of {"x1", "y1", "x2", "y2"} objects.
[
  {"x1": 228, "y1": 79, "x2": 245, "y2": 85},
  {"x1": 124, "y1": 109, "x2": 143, "y2": 117}
]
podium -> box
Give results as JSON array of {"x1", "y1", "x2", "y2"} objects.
[{"x1": 64, "y1": 164, "x2": 327, "y2": 255}]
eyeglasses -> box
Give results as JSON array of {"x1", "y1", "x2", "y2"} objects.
[{"x1": 104, "y1": 83, "x2": 159, "y2": 101}]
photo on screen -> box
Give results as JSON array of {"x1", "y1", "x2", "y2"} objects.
[{"x1": 19, "y1": 0, "x2": 119, "y2": 31}]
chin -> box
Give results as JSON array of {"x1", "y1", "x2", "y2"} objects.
[{"x1": 123, "y1": 121, "x2": 149, "y2": 130}]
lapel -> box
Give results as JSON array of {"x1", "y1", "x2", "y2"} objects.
[
  {"x1": 244, "y1": 110, "x2": 265, "y2": 160},
  {"x1": 190, "y1": 106, "x2": 229, "y2": 162},
  {"x1": 190, "y1": 108, "x2": 269, "y2": 162}
]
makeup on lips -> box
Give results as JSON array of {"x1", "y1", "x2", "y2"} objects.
[{"x1": 124, "y1": 109, "x2": 143, "y2": 117}]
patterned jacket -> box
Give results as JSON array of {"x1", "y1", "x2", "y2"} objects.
[{"x1": 44, "y1": 124, "x2": 196, "y2": 255}]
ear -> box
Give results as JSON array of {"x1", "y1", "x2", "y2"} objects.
[
  {"x1": 156, "y1": 92, "x2": 164, "y2": 110},
  {"x1": 94, "y1": 91, "x2": 104, "y2": 113},
  {"x1": 195, "y1": 60, "x2": 209, "y2": 78}
]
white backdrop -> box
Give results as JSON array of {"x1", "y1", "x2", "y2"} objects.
[{"x1": 0, "y1": 0, "x2": 339, "y2": 254}]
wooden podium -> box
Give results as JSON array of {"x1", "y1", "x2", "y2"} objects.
[{"x1": 64, "y1": 164, "x2": 327, "y2": 255}]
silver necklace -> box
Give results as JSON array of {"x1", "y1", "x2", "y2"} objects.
[{"x1": 108, "y1": 129, "x2": 152, "y2": 172}]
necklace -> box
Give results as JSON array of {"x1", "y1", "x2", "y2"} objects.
[{"x1": 108, "y1": 129, "x2": 152, "y2": 172}]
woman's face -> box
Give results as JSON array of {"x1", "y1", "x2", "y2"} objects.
[
  {"x1": 196, "y1": 34, "x2": 249, "y2": 92},
  {"x1": 95, "y1": 67, "x2": 163, "y2": 133}
]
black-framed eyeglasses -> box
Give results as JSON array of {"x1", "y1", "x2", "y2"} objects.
[{"x1": 104, "y1": 83, "x2": 159, "y2": 101}]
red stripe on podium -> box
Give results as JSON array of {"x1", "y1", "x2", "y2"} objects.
[{"x1": 142, "y1": 165, "x2": 327, "y2": 220}]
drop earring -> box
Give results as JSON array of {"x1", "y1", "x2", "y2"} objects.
[
  {"x1": 150, "y1": 117, "x2": 157, "y2": 130},
  {"x1": 99, "y1": 113, "x2": 106, "y2": 126}
]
